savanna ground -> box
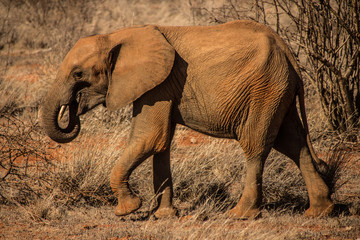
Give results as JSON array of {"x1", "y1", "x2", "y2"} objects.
[{"x1": 0, "y1": 0, "x2": 359, "y2": 239}]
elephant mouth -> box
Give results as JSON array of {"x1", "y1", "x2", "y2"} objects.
[
  {"x1": 75, "y1": 90, "x2": 106, "y2": 116},
  {"x1": 75, "y1": 91, "x2": 87, "y2": 116}
]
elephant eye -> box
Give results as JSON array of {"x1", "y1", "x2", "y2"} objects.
[{"x1": 73, "y1": 71, "x2": 83, "y2": 80}]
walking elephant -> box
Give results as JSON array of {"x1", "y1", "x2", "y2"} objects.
[{"x1": 41, "y1": 20, "x2": 334, "y2": 219}]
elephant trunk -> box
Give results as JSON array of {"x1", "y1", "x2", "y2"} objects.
[{"x1": 41, "y1": 90, "x2": 81, "y2": 143}]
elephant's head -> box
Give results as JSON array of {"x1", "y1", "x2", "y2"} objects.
[{"x1": 41, "y1": 25, "x2": 175, "y2": 143}]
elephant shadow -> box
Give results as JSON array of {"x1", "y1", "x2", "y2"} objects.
[
  {"x1": 174, "y1": 181, "x2": 356, "y2": 219},
  {"x1": 263, "y1": 200, "x2": 354, "y2": 217}
]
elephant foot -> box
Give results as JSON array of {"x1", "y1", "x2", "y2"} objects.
[
  {"x1": 305, "y1": 201, "x2": 334, "y2": 217},
  {"x1": 228, "y1": 206, "x2": 261, "y2": 220},
  {"x1": 114, "y1": 195, "x2": 142, "y2": 216},
  {"x1": 154, "y1": 206, "x2": 178, "y2": 219}
]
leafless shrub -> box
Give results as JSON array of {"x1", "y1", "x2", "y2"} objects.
[
  {"x1": 0, "y1": 114, "x2": 54, "y2": 205},
  {"x1": 269, "y1": 0, "x2": 360, "y2": 135},
  {"x1": 0, "y1": 116, "x2": 46, "y2": 180}
]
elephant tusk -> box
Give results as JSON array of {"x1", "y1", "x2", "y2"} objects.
[{"x1": 58, "y1": 105, "x2": 67, "y2": 122}]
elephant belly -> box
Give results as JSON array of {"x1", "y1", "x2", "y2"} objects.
[{"x1": 173, "y1": 87, "x2": 238, "y2": 139}]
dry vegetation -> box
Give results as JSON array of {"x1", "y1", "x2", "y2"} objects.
[{"x1": 0, "y1": 0, "x2": 359, "y2": 239}]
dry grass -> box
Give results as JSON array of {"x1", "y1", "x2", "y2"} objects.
[{"x1": 0, "y1": 0, "x2": 359, "y2": 239}]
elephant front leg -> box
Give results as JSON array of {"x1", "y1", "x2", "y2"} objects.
[
  {"x1": 110, "y1": 144, "x2": 150, "y2": 216},
  {"x1": 110, "y1": 98, "x2": 173, "y2": 216},
  {"x1": 153, "y1": 148, "x2": 177, "y2": 218}
]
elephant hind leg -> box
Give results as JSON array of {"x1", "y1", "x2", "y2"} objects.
[
  {"x1": 230, "y1": 94, "x2": 288, "y2": 219},
  {"x1": 273, "y1": 103, "x2": 334, "y2": 216},
  {"x1": 230, "y1": 121, "x2": 276, "y2": 219},
  {"x1": 228, "y1": 147, "x2": 270, "y2": 219}
]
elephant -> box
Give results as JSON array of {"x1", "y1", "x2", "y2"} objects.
[{"x1": 41, "y1": 20, "x2": 334, "y2": 219}]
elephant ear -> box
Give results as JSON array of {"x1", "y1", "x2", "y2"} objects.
[{"x1": 106, "y1": 25, "x2": 175, "y2": 110}]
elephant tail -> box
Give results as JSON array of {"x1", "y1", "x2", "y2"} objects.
[{"x1": 297, "y1": 82, "x2": 329, "y2": 176}]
